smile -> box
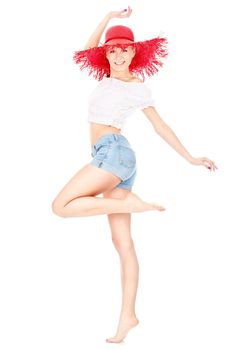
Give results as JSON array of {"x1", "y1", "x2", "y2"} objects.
[{"x1": 114, "y1": 61, "x2": 125, "y2": 65}]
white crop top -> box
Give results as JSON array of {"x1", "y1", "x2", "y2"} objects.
[{"x1": 87, "y1": 77, "x2": 155, "y2": 131}]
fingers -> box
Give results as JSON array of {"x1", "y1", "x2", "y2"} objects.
[
  {"x1": 203, "y1": 157, "x2": 218, "y2": 171},
  {"x1": 111, "y1": 6, "x2": 133, "y2": 19},
  {"x1": 191, "y1": 157, "x2": 218, "y2": 172},
  {"x1": 126, "y1": 5, "x2": 133, "y2": 15},
  {"x1": 121, "y1": 5, "x2": 132, "y2": 17},
  {"x1": 210, "y1": 161, "x2": 218, "y2": 171}
]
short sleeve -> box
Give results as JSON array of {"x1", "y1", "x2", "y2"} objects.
[{"x1": 137, "y1": 84, "x2": 156, "y2": 110}]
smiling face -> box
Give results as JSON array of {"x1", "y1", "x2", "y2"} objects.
[{"x1": 105, "y1": 46, "x2": 136, "y2": 74}]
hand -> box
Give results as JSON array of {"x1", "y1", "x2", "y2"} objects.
[
  {"x1": 190, "y1": 157, "x2": 218, "y2": 171},
  {"x1": 108, "y1": 6, "x2": 132, "y2": 20}
]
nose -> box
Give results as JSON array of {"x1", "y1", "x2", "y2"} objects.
[{"x1": 114, "y1": 48, "x2": 123, "y2": 59}]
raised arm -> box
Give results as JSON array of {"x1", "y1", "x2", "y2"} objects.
[{"x1": 83, "y1": 6, "x2": 133, "y2": 50}]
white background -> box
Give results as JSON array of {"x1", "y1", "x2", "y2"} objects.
[{"x1": 0, "y1": 0, "x2": 232, "y2": 349}]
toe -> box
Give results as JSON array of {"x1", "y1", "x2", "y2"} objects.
[{"x1": 106, "y1": 337, "x2": 121, "y2": 343}]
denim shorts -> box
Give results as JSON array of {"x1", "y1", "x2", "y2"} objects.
[{"x1": 90, "y1": 133, "x2": 137, "y2": 191}]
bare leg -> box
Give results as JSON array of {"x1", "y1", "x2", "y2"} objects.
[
  {"x1": 119, "y1": 242, "x2": 139, "y2": 320},
  {"x1": 103, "y1": 188, "x2": 143, "y2": 343},
  {"x1": 55, "y1": 192, "x2": 165, "y2": 217},
  {"x1": 52, "y1": 165, "x2": 164, "y2": 342},
  {"x1": 52, "y1": 164, "x2": 165, "y2": 218},
  {"x1": 106, "y1": 240, "x2": 139, "y2": 343}
]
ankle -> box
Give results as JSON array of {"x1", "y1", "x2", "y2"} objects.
[{"x1": 120, "y1": 311, "x2": 138, "y2": 320}]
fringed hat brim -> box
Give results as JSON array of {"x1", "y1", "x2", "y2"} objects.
[{"x1": 73, "y1": 37, "x2": 168, "y2": 81}]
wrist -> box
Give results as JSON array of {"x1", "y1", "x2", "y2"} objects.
[
  {"x1": 188, "y1": 156, "x2": 196, "y2": 164},
  {"x1": 105, "y1": 13, "x2": 112, "y2": 21}
]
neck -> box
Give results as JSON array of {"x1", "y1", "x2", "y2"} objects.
[{"x1": 109, "y1": 70, "x2": 134, "y2": 81}]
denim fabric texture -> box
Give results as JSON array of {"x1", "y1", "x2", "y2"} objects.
[{"x1": 90, "y1": 133, "x2": 137, "y2": 190}]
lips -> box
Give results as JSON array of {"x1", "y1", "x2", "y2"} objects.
[{"x1": 114, "y1": 61, "x2": 125, "y2": 65}]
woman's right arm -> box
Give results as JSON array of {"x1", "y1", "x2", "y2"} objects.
[{"x1": 83, "y1": 6, "x2": 132, "y2": 50}]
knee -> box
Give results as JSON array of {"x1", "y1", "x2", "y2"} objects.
[
  {"x1": 51, "y1": 201, "x2": 66, "y2": 217},
  {"x1": 112, "y1": 236, "x2": 134, "y2": 254}
]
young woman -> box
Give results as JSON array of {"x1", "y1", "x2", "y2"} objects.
[{"x1": 52, "y1": 6, "x2": 217, "y2": 343}]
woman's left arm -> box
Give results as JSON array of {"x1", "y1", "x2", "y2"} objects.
[{"x1": 142, "y1": 106, "x2": 218, "y2": 172}]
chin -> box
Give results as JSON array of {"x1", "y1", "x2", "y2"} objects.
[{"x1": 111, "y1": 65, "x2": 130, "y2": 73}]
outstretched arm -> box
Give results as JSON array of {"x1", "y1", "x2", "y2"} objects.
[
  {"x1": 142, "y1": 106, "x2": 218, "y2": 171},
  {"x1": 83, "y1": 6, "x2": 132, "y2": 50}
]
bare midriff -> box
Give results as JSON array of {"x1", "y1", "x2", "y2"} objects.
[{"x1": 90, "y1": 122, "x2": 121, "y2": 146}]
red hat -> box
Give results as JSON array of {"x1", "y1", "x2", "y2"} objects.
[
  {"x1": 105, "y1": 25, "x2": 135, "y2": 45},
  {"x1": 73, "y1": 25, "x2": 168, "y2": 81}
]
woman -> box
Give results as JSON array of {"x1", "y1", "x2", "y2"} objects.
[{"x1": 52, "y1": 6, "x2": 217, "y2": 343}]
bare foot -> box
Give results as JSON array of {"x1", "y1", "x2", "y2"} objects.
[
  {"x1": 106, "y1": 316, "x2": 139, "y2": 343},
  {"x1": 124, "y1": 192, "x2": 166, "y2": 212}
]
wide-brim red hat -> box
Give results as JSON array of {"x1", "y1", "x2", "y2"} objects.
[{"x1": 73, "y1": 25, "x2": 168, "y2": 81}]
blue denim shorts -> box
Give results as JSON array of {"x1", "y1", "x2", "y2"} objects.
[{"x1": 90, "y1": 133, "x2": 137, "y2": 191}]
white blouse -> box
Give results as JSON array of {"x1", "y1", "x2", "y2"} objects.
[{"x1": 87, "y1": 77, "x2": 155, "y2": 130}]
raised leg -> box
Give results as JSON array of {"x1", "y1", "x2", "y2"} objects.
[{"x1": 52, "y1": 164, "x2": 165, "y2": 217}]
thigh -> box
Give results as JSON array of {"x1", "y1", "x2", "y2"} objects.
[
  {"x1": 52, "y1": 163, "x2": 122, "y2": 209},
  {"x1": 103, "y1": 187, "x2": 132, "y2": 247}
]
